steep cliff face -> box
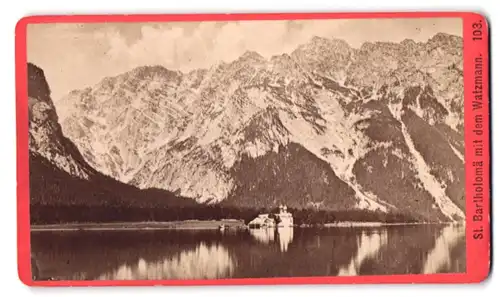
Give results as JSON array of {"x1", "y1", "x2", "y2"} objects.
[
  {"x1": 28, "y1": 63, "x2": 96, "y2": 180},
  {"x1": 27, "y1": 63, "x2": 194, "y2": 208},
  {"x1": 55, "y1": 33, "x2": 465, "y2": 222}
]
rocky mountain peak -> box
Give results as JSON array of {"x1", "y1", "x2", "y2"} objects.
[
  {"x1": 130, "y1": 65, "x2": 181, "y2": 80},
  {"x1": 28, "y1": 62, "x2": 53, "y2": 105},
  {"x1": 302, "y1": 36, "x2": 351, "y2": 52},
  {"x1": 429, "y1": 32, "x2": 462, "y2": 45},
  {"x1": 239, "y1": 50, "x2": 266, "y2": 63},
  {"x1": 291, "y1": 36, "x2": 352, "y2": 83}
]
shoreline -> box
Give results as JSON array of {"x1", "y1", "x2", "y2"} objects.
[
  {"x1": 30, "y1": 220, "x2": 464, "y2": 232},
  {"x1": 321, "y1": 221, "x2": 465, "y2": 228},
  {"x1": 30, "y1": 220, "x2": 247, "y2": 232}
]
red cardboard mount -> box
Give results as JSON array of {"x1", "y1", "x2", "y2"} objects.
[{"x1": 16, "y1": 12, "x2": 490, "y2": 286}]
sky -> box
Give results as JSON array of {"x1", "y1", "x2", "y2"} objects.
[{"x1": 27, "y1": 17, "x2": 462, "y2": 101}]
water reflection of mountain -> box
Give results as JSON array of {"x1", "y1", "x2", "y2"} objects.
[
  {"x1": 98, "y1": 242, "x2": 235, "y2": 280},
  {"x1": 355, "y1": 224, "x2": 466, "y2": 275},
  {"x1": 422, "y1": 224, "x2": 466, "y2": 274},
  {"x1": 338, "y1": 229, "x2": 389, "y2": 276},
  {"x1": 30, "y1": 230, "x2": 239, "y2": 280},
  {"x1": 30, "y1": 224, "x2": 465, "y2": 280}
]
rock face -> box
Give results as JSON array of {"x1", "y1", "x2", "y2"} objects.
[
  {"x1": 28, "y1": 63, "x2": 96, "y2": 180},
  {"x1": 27, "y1": 63, "x2": 194, "y2": 208},
  {"x1": 54, "y1": 33, "x2": 465, "y2": 222}
]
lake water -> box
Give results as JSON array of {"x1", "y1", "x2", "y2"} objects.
[{"x1": 30, "y1": 224, "x2": 465, "y2": 280}]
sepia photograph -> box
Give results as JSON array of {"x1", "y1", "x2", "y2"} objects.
[{"x1": 26, "y1": 17, "x2": 466, "y2": 281}]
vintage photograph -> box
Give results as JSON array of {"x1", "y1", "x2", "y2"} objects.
[{"x1": 27, "y1": 17, "x2": 466, "y2": 281}]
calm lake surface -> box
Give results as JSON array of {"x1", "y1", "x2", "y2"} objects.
[{"x1": 30, "y1": 224, "x2": 465, "y2": 280}]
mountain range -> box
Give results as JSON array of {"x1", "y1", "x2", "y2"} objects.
[
  {"x1": 28, "y1": 62, "x2": 196, "y2": 210},
  {"x1": 28, "y1": 32, "x2": 465, "y2": 222}
]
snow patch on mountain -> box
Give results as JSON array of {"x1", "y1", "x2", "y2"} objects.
[{"x1": 449, "y1": 144, "x2": 465, "y2": 162}]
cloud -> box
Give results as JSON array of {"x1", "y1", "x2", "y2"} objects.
[{"x1": 27, "y1": 18, "x2": 462, "y2": 100}]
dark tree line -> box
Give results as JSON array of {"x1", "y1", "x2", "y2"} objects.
[
  {"x1": 30, "y1": 204, "x2": 418, "y2": 225},
  {"x1": 30, "y1": 204, "x2": 262, "y2": 225},
  {"x1": 29, "y1": 150, "x2": 420, "y2": 226}
]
